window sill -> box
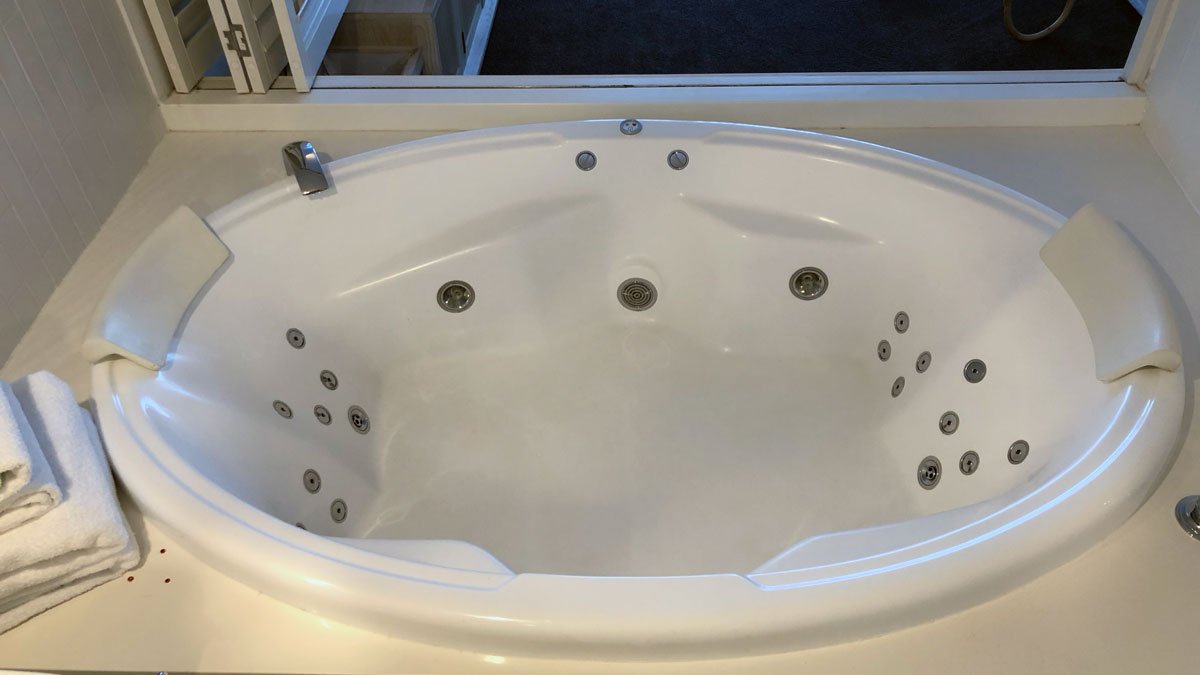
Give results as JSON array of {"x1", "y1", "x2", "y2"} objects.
[{"x1": 161, "y1": 80, "x2": 1147, "y2": 131}]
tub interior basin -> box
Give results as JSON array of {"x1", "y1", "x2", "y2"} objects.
[{"x1": 113, "y1": 123, "x2": 1121, "y2": 578}]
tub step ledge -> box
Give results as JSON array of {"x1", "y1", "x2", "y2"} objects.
[
  {"x1": 83, "y1": 206, "x2": 230, "y2": 371},
  {"x1": 330, "y1": 537, "x2": 515, "y2": 576},
  {"x1": 1040, "y1": 203, "x2": 1182, "y2": 382}
]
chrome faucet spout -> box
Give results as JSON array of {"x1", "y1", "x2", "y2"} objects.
[{"x1": 282, "y1": 141, "x2": 328, "y2": 195}]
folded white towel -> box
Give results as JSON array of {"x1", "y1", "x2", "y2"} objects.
[
  {"x1": 0, "y1": 372, "x2": 139, "y2": 633},
  {"x1": 0, "y1": 381, "x2": 61, "y2": 534}
]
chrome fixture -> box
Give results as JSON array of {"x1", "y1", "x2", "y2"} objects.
[
  {"x1": 330, "y1": 498, "x2": 348, "y2": 523},
  {"x1": 1176, "y1": 495, "x2": 1200, "y2": 540},
  {"x1": 272, "y1": 400, "x2": 293, "y2": 419},
  {"x1": 916, "y1": 351, "x2": 932, "y2": 373},
  {"x1": 789, "y1": 267, "x2": 828, "y2": 300},
  {"x1": 282, "y1": 141, "x2": 329, "y2": 195},
  {"x1": 319, "y1": 370, "x2": 339, "y2": 390},
  {"x1": 313, "y1": 405, "x2": 332, "y2": 425},
  {"x1": 575, "y1": 151, "x2": 598, "y2": 171},
  {"x1": 620, "y1": 119, "x2": 643, "y2": 135},
  {"x1": 303, "y1": 469, "x2": 321, "y2": 493},
  {"x1": 959, "y1": 451, "x2": 980, "y2": 475},
  {"x1": 667, "y1": 149, "x2": 690, "y2": 170},
  {"x1": 438, "y1": 281, "x2": 475, "y2": 313},
  {"x1": 894, "y1": 311, "x2": 910, "y2": 333},
  {"x1": 617, "y1": 278, "x2": 657, "y2": 311},
  {"x1": 918, "y1": 456, "x2": 942, "y2": 489},
  {"x1": 1008, "y1": 440, "x2": 1030, "y2": 464},
  {"x1": 964, "y1": 359, "x2": 987, "y2": 383},
  {"x1": 939, "y1": 411, "x2": 960, "y2": 435},
  {"x1": 347, "y1": 405, "x2": 371, "y2": 434}
]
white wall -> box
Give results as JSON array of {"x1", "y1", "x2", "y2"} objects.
[
  {"x1": 1145, "y1": 0, "x2": 1200, "y2": 210},
  {"x1": 0, "y1": 0, "x2": 164, "y2": 361}
]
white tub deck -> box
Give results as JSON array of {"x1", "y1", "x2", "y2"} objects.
[{"x1": 1, "y1": 125, "x2": 1197, "y2": 674}]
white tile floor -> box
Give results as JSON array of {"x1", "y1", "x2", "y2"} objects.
[{"x1": 1, "y1": 125, "x2": 1198, "y2": 673}]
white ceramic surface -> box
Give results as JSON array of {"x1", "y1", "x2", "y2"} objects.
[
  {"x1": 83, "y1": 206, "x2": 230, "y2": 370},
  {"x1": 90, "y1": 121, "x2": 1185, "y2": 658},
  {"x1": 1041, "y1": 203, "x2": 1182, "y2": 382}
]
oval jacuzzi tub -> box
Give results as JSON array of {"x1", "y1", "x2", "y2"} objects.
[{"x1": 86, "y1": 121, "x2": 1185, "y2": 658}]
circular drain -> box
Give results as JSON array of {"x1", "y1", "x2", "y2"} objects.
[
  {"x1": 272, "y1": 400, "x2": 293, "y2": 419},
  {"x1": 347, "y1": 405, "x2": 371, "y2": 434},
  {"x1": 618, "y1": 278, "x2": 657, "y2": 311},
  {"x1": 437, "y1": 281, "x2": 475, "y2": 313},
  {"x1": 960, "y1": 451, "x2": 980, "y2": 475},
  {"x1": 575, "y1": 150, "x2": 597, "y2": 171},
  {"x1": 1008, "y1": 439, "x2": 1030, "y2": 464},
  {"x1": 918, "y1": 456, "x2": 942, "y2": 490},
  {"x1": 667, "y1": 149, "x2": 690, "y2": 170},
  {"x1": 964, "y1": 359, "x2": 987, "y2": 383},
  {"x1": 313, "y1": 405, "x2": 332, "y2": 425},
  {"x1": 894, "y1": 311, "x2": 910, "y2": 334},
  {"x1": 619, "y1": 119, "x2": 643, "y2": 135},
  {"x1": 916, "y1": 351, "x2": 932, "y2": 373},
  {"x1": 891, "y1": 376, "x2": 905, "y2": 398},
  {"x1": 939, "y1": 411, "x2": 960, "y2": 435},
  {"x1": 789, "y1": 267, "x2": 828, "y2": 300},
  {"x1": 302, "y1": 469, "x2": 321, "y2": 493},
  {"x1": 877, "y1": 340, "x2": 891, "y2": 361},
  {"x1": 330, "y1": 498, "x2": 348, "y2": 523},
  {"x1": 319, "y1": 370, "x2": 339, "y2": 391},
  {"x1": 286, "y1": 328, "x2": 306, "y2": 349}
]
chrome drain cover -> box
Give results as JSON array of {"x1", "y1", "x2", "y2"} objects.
[
  {"x1": 618, "y1": 278, "x2": 657, "y2": 311},
  {"x1": 575, "y1": 150, "x2": 597, "y2": 171},
  {"x1": 789, "y1": 267, "x2": 828, "y2": 300},
  {"x1": 438, "y1": 281, "x2": 475, "y2": 313}
]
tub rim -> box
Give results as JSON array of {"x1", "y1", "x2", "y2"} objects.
[
  {"x1": 90, "y1": 121, "x2": 1188, "y2": 657},
  {"x1": 93, "y1": 359, "x2": 1184, "y2": 657}
]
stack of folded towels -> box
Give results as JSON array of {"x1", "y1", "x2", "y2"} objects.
[{"x1": 0, "y1": 371, "x2": 139, "y2": 633}]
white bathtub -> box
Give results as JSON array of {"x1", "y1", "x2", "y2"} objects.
[{"x1": 86, "y1": 121, "x2": 1184, "y2": 658}]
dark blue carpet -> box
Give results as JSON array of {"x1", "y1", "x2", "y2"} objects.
[{"x1": 481, "y1": 0, "x2": 1142, "y2": 74}]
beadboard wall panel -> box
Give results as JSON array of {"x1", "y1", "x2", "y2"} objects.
[{"x1": 0, "y1": 0, "x2": 163, "y2": 362}]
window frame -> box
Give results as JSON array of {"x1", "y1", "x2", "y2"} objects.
[{"x1": 142, "y1": 0, "x2": 1178, "y2": 131}]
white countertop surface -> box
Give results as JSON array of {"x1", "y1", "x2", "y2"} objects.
[{"x1": 1, "y1": 125, "x2": 1198, "y2": 674}]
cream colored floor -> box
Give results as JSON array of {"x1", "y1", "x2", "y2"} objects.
[{"x1": 1, "y1": 126, "x2": 1198, "y2": 673}]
